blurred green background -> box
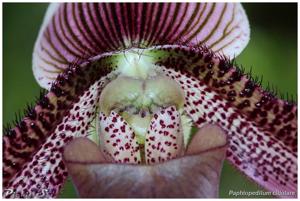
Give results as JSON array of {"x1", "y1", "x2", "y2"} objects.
[{"x1": 3, "y1": 3, "x2": 297, "y2": 198}]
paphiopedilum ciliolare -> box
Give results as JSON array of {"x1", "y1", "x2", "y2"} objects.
[{"x1": 3, "y1": 3, "x2": 297, "y2": 198}]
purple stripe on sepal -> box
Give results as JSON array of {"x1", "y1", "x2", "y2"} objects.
[{"x1": 33, "y1": 2, "x2": 250, "y2": 89}]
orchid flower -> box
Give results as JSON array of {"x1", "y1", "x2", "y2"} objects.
[{"x1": 3, "y1": 3, "x2": 297, "y2": 198}]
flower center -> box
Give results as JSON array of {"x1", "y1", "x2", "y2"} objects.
[
  {"x1": 99, "y1": 75, "x2": 185, "y2": 140},
  {"x1": 94, "y1": 50, "x2": 192, "y2": 164}
]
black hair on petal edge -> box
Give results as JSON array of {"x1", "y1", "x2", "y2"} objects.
[
  {"x1": 3, "y1": 42, "x2": 296, "y2": 136},
  {"x1": 171, "y1": 39, "x2": 297, "y2": 104},
  {"x1": 3, "y1": 88, "x2": 48, "y2": 136}
]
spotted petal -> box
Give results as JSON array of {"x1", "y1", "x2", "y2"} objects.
[
  {"x1": 145, "y1": 106, "x2": 183, "y2": 164},
  {"x1": 3, "y1": 79, "x2": 107, "y2": 198},
  {"x1": 33, "y1": 3, "x2": 250, "y2": 89},
  {"x1": 98, "y1": 106, "x2": 184, "y2": 165},
  {"x1": 98, "y1": 111, "x2": 141, "y2": 164},
  {"x1": 3, "y1": 54, "x2": 116, "y2": 197},
  {"x1": 151, "y1": 45, "x2": 297, "y2": 197}
]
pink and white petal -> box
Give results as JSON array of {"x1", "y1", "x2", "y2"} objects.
[
  {"x1": 193, "y1": 3, "x2": 250, "y2": 58},
  {"x1": 4, "y1": 52, "x2": 115, "y2": 196},
  {"x1": 162, "y1": 67, "x2": 297, "y2": 197},
  {"x1": 33, "y1": 3, "x2": 249, "y2": 89},
  {"x1": 98, "y1": 111, "x2": 141, "y2": 164},
  {"x1": 3, "y1": 79, "x2": 107, "y2": 198},
  {"x1": 145, "y1": 106, "x2": 183, "y2": 164},
  {"x1": 151, "y1": 45, "x2": 296, "y2": 155},
  {"x1": 32, "y1": 3, "x2": 62, "y2": 89}
]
